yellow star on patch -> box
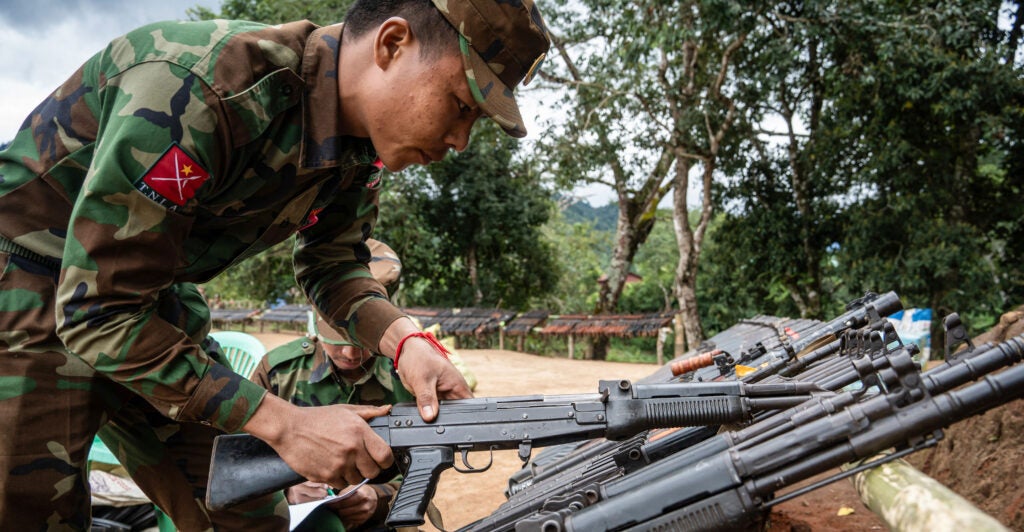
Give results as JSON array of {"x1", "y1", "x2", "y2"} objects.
[{"x1": 181, "y1": 164, "x2": 193, "y2": 176}]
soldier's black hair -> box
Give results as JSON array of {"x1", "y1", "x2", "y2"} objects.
[{"x1": 343, "y1": 0, "x2": 459, "y2": 60}]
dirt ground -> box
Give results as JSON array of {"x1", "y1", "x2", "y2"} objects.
[
  {"x1": 903, "y1": 306, "x2": 1024, "y2": 531},
  {"x1": 251, "y1": 331, "x2": 888, "y2": 531}
]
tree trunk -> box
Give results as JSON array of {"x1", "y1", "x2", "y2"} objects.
[
  {"x1": 1007, "y1": 1, "x2": 1023, "y2": 65},
  {"x1": 591, "y1": 196, "x2": 659, "y2": 360},
  {"x1": 671, "y1": 157, "x2": 710, "y2": 353},
  {"x1": 675, "y1": 279, "x2": 702, "y2": 352},
  {"x1": 467, "y1": 244, "x2": 482, "y2": 306},
  {"x1": 667, "y1": 21, "x2": 743, "y2": 353},
  {"x1": 674, "y1": 314, "x2": 686, "y2": 358}
]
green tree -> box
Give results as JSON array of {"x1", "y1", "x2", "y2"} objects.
[
  {"x1": 378, "y1": 122, "x2": 559, "y2": 310},
  {"x1": 658, "y1": 1, "x2": 759, "y2": 355},
  {"x1": 540, "y1": 0, "x2": 761, "y2": 357},
  {"x1": 202, "y1": 240, "x2": 299, "y2": 306},
  {"x1": 190, "y1": 0, "x2": 354, "y2": 25},
  {"x1": 820, "y1": 0, "x2": 1024, "y2": 338},
  {"x1": 698, "y1": 0, "x2": 1024, "y2": 340},
  {"x1": 539, "y1": 1, "x2": 674, "y2": 358},
  {"x1": 708, "y1": 0, "x2": 847, "y2": 320}
]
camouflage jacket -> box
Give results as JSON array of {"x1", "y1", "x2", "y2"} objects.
[
  {"x1": 0, "y1": 20, "x2": 405, "y2": 432},
  {"x1": 250, "y1": 336, "x2": 415, "y2": 408}
]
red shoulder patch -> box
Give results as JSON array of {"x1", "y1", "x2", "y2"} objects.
[{"x1": 140, "y1": 144, "x2": 209, "y2": 206}]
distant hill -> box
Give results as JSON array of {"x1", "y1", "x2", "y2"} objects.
[{"x1": 563, "y1": 198, "x2": 618, "y2": 232}]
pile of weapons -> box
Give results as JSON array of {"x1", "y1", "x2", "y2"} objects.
[
  {"x1": 207, "y1": 291, "x2": 1024, "y2": 531},
  {"x1": 464, "y1": 291, "x2": 1024, "y2": 531}
]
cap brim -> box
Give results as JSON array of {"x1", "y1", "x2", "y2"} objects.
[
  {"x1": 315, "y1": 316, "x2": 353, "y2": 345},
  {"x1": 460, "y1": 36, "x2": 528, "y2": 138}
]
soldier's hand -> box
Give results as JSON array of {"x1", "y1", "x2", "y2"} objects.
[
  {"x1": 395, "y1": 338, "x2": 473, "y2": 422},
  {"x1": 325, "y1": 483, "x2": 378, "y2": 529},
  {"x1": 243, "y1": 395, "x2": 393, "y2": 487},
  {"x1": 286, "y1": 481, "x2": 332, "y2": 504}
]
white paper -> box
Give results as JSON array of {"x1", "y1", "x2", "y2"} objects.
[
  {"x1": 288, "y1": 495, "x2": 340, "y2": 531},
  {"x1": 288, "y1": 479, "x2": 368, "y2": 531}
]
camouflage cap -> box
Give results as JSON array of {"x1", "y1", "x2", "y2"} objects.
[
  {"x1": 315, "y1": 239, "x2": 402, "y2": 345},
  {"x1": 431, "y1": 0, "x2": 552, "y2": 138}
]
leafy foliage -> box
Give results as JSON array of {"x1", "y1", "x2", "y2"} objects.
[
  {"x1": 189, "y1": 0, "x2": 354, "y2": 25},
  {"x1": 697, "y1": 0, "x2": 1024, "y2": 340},
  {"x1": 537, "y1": 209, "x2": 612, "y2": 313},
  {"x1": 377, "y1": 122, "x2": 559, "y2": 310},
  {"x1": 821, "y1": 0, "x2": 1024, "y2": 335},
  {"x1": 202, "y1": 239, "x2": 299, "y2": 306}
]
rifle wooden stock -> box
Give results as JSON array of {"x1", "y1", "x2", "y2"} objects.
[{"x1": 206, "y1": 433, "x2": 303, "y2": 511}]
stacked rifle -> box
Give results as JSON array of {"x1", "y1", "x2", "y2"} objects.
[{"x1": 463, "y1": 291, "x2": 1024, "y2": 531}]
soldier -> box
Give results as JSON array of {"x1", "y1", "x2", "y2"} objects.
[
  {"x1": 0, "y1": 0, "x2": 550, "y2": 530},
  {"x1": 252, "y1": 239, "x2": 416, "y2": 531}
]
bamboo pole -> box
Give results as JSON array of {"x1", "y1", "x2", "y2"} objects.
[{"x1": 842, "y1": 454, "x2": 1008, "y2": 532}]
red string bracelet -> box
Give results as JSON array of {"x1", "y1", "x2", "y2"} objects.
[{"x1": 393, "y1": 331, "x2": 450, "y2": 370}]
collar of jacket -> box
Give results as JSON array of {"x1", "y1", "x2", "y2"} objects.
[{"x1": 299, "y1": 23, "x2": 377, "y2": 170}]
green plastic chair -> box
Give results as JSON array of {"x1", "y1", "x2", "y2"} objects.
[
  {"x1": 89, "y1": 435, "x2": 119, "y2": 466},
  {"x1": 210, "y1": 330, "x2": 266, "y2": 378}
]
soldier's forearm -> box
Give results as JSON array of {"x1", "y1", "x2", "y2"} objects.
[
  {"x1": 241, "y1": 393, "x2": 294, "y2": 446},
  {"x1": 378, "y1": 316, "x2": 422, "y2": 359}
]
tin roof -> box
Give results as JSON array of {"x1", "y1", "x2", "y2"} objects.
[{"x1": 538, "y1": 312, "x2": 677, "y2": 338}]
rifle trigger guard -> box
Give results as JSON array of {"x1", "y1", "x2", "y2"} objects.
[
  {"x1": 518, "y1": 440, "x2": 533, "y2": 463},
  {"x1": 453, "y1": 446, "x2": 493, "y2": 473}
]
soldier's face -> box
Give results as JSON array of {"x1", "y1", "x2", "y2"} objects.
[
  {"x1": 324, "y1": 343, "x2": 372, "y2": 371},
  {"x1": 363, "y1": 45, "x2": 483, "y2": 171}
]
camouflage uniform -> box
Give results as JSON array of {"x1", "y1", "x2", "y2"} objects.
[
  {"x1": 0, "y1": 19, "x2": 402, "y2": 530},
  {"x1": 252, "y1": 339, "x2": 414, "y2": 415},
  {"x1": 250, "y1": 337, "x2": 414, "y2": 530}
]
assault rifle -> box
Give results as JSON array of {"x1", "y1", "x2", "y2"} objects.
[{"x1": 205, "y1": 379, "x2": 825, "y2": 527}]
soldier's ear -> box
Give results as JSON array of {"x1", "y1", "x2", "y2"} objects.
[{"x1": 373, "y1": 17, "x2": 414, "y2": 71}]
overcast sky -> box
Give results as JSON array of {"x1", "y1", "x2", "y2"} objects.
[{"x1": 0, "y1": 0, "x2": 221, "y2": 142}]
